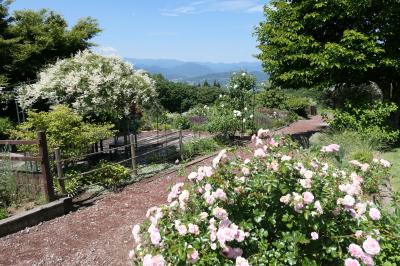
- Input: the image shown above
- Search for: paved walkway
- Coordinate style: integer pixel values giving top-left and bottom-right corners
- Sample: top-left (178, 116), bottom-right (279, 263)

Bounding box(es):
top-left (0, 116), bottom-right (326, 266)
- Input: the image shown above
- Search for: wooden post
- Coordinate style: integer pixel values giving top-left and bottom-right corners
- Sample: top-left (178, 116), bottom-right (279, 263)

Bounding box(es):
top-left (179, 129), bottom-right (184, 160)
top-left (54, 148), bottom-right (66, 194)
top-left (37, 131), bottom-right (55, 202)
top-left (130, 134), bottom-right (138, 176)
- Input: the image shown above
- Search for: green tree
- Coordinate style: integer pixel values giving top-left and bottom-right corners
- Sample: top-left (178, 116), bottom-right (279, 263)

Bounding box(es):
top-left (152, 74), bottom-right (223, 113)
top-left (256, 0), bottom-right (400, 124)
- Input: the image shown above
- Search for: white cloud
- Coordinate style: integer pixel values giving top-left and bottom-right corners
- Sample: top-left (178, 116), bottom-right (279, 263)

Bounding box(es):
top-left (161, 0), bottom-right (264, 16)
top-left (246, 4), bottom-right (264, 13)
top-left (92, 46), bottom-right (120, 58)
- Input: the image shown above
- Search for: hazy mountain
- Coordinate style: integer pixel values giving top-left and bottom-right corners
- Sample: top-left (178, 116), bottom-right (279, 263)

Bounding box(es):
top-left (125, 58), bottom-right (268, 84)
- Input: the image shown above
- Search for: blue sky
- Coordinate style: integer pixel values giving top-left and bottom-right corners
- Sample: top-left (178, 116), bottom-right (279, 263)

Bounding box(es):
top-left (9, 0), bottom-right (266, 63)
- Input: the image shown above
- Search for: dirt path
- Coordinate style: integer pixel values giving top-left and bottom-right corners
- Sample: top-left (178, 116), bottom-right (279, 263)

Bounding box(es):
top-left (0, 116), bottom-right (326, 266)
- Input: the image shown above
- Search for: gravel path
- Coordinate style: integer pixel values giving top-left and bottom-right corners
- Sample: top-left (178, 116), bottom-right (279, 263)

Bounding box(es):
top-left (0, 116), bottom-right (326, 266)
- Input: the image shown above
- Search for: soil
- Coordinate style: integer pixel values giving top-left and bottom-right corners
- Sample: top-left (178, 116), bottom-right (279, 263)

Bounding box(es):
top-left (0, 116), bottom-right (326, 266)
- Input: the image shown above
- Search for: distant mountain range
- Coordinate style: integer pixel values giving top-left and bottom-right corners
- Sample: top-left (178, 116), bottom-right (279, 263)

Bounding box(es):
top-left (125, 58), bottom-right (269, 85)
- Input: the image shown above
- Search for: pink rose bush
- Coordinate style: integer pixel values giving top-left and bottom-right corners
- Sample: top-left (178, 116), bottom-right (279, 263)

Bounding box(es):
top-left (130, 136), bottom-right (399, 265)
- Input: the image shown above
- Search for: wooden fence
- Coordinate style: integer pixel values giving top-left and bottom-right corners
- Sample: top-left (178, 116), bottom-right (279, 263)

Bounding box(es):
top-left (0, 131), bottom-right (55, 202)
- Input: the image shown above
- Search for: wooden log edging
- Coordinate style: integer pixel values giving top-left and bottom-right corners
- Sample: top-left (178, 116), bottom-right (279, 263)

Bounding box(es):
top-left (0, 197), bottom-right (72, 238)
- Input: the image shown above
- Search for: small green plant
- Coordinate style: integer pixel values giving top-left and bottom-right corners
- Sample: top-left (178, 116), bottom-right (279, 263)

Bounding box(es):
top-left (0, 207), bottom-right (7, 220)
top-left (0, 117), bottom-right (13, 139)
top-left (91, 161), bottom-right (131, 190)
top-left (182, 137), bottom-right (221, 160)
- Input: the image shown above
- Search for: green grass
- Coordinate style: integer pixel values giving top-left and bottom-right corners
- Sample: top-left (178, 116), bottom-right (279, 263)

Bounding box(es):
top-left (381, 148), bottom-right (400, 193)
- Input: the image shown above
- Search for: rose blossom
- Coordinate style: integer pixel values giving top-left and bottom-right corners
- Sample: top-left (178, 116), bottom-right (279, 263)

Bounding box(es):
top-left (199, 212), bottom-right (209, 221)
top-left (132, 224), bottom-right (141, 243)
top-left (314, 200), bottom-right (323, 214)
top-left (188, 172), bottom-right (198, 181)
top-left (188, 223), bottom-right (200, 235)
top-left (241, 167), bottom-right (250, 176)
top-left (348, 243), bottom-right (364, 258)
top-left (280, 194), bottom-right (291, 205)
top-left (235, 256), bottom-right (250, 266)
top-left (368, 208), bottom-right (381, 220)
top-left (344, 258), bottom-right (360, 266)
top-left (143, 254), bottom-right (165, 266)
top-left (303, 192), bottom-right (314, 204)
top-left (361, 253), bottom-right (375, 266)
top-left (187, 246), bottom-right (199, 263)
top-left (342, 195), bottom-right (355, 207)
top-left (254, 148), bottom-right (266, 157)
top-left (362, 237), bottom-right (380, 256)
top-left (213, 207), bottom-right (228, 220)
top-left (310, 232), bottom-right (319, 240)
top-left (147, 224), bottom-right (161, 245)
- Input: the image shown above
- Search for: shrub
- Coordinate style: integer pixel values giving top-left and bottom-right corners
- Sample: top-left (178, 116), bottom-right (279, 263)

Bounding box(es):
top-left (257, 88), bottom-right (288, 109)
top-left (285, 96), bottom-right (310, 117)
top-left (329, 101), bottom-right (400, 147)
top-left (182, 138), bottom-right (220, 160)
top-left (10, 105), bottom-right (114, 157)
top-left (129, 135), bottom-right (398, 265)
top-left (91, 161), bottom-right (131, 189)
top-left (0, 117), bottom-right (13, 139)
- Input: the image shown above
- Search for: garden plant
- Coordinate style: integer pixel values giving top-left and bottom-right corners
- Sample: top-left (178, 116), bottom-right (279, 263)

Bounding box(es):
top-left (130, 131), bottom-right (399, 265)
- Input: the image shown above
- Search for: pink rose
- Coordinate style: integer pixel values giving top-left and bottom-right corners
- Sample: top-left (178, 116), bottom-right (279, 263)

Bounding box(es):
top-left (363, 237), bottom-right (380, 256)
top-left (235, 256), bottom-right (250, 266)
top-left (254, 148), bottom-right (266, 157)
top-left (348, 243), bottom-right (364, 258)
top-left (213, 207), bottom-right (228, 220)
top-left (361, 253), bottom-right (375, 266)
top-left (187, 246), bottom-right (199, 263)
top-left (311, 232), bottom-right (319, 240)
top-left (303, 192), bottom-right (314, 204)
top-left (143, 254), bottom-right (165, 266)
top-left (342, 195), bottom-right (355, 207)
top-left (368, 208), bottom-right (381, 221)
top-left (344, 258), bottom-right (360, 266)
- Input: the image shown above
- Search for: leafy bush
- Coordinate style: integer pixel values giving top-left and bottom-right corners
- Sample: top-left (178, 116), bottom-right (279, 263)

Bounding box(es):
top-left (182, 138), bottom-right (221, 160)
top-left (0, 117), bottom-right (13, 139)
top-left (257, 88), bottom-right (288, 109)
top-left (285, 96), bottom-right (310, 117)
top-left (61, 161), bottom-right (131, 194)
top-left (91, 161), bottom-right (131, 189)
top-left (129, 136), bottom-right (398, 265)
top-left (10, 105), bottom-right (114, 157)
top-left (329, 101), bottom-right (400, 147)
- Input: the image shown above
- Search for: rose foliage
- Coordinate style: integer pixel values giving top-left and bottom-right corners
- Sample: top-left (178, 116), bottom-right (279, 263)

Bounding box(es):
top-left (130, 132), bottom-right (399, 265)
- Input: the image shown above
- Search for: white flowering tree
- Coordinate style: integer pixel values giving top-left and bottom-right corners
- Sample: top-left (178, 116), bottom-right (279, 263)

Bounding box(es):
top-left (16, 50), bottom-right (156, 123)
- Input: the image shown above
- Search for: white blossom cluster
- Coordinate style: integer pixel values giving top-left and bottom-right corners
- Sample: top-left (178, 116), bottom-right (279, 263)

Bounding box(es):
top-left (16, 50), bottom-right (156, 119)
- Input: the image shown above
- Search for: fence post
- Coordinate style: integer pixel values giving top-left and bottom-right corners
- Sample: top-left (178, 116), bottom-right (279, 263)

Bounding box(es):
top-left (179, 129), bottom-right (183, 160)
top-left (54, 148), bottom-right (66, 194)
top-left (37, 131), bottom-right (55, 202)
top-left (129, 134), bottom-right (138, 176)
